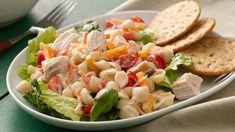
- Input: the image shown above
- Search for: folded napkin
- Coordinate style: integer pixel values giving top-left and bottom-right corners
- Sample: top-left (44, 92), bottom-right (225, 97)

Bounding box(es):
top-left (107, 0), bottom-right (235, 131)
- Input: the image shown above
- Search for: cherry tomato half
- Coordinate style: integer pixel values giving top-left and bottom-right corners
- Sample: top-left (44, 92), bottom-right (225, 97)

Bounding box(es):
top-left (123, 32), bottom-right (134, 41)
top-left (119, 53), bottom-right (138, 70)
top-left (127, 71), bottom-right (138, 86)
top-left (131, 16), bottom-right (144, 23)
top-left (105, 20), bottom-right (116, 30)
top-left (147, 54), bottom-right (166, 69)
top-left (37, 50), bottom-right (45, 65)
top-left (83, 104), bottom-right (93, 117)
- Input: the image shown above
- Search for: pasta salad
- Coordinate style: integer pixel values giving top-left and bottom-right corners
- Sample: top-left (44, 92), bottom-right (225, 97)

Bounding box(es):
top-left (16, 16), bottom-right (203, 121)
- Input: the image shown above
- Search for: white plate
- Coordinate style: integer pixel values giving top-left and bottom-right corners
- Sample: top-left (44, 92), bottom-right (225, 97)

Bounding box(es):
top-left (7, 11), bottom-right (235, 131)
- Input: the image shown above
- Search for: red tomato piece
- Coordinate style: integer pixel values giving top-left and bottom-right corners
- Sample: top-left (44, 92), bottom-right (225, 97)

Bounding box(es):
top-left (48, 75), bottom-right (63, 94)
top-left (147, 54), bottom-right (166, 69)
top-left (105, 20), bottom-right (116, 30)
top-left (131, 16), bottom-right (144, 23)
top-left (123, 32), bottom-right (134, 41)
top-left (119, 53), bottom-right (138, 70)
top-left (83, 104), bottom-right (93, 117)
top-left (127, 71), bottom-right (138, 86)
top-left (37, 51), bottom-right (45, 65)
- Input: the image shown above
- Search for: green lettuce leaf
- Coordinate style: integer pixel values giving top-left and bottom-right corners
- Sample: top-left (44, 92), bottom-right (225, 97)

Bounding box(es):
top-left (165, 54), bottom-right (192, 71)
top-left (75, 20), bottom-right (101, 34)
top-left (165, 54), bottom-right (192, 83)
top-left (90, 89), bottom-right (118, 121)
top-left (17, 65), bottom-right (30, 80)
top-left (155, 81), bottom-right (172, 92)
top-left (165, 69), bottom-right (178, 83)
top-left (27, 26), bottom-right (57, 65)
top-left (40, 89), bottom-right (79, 121)
top-left (24, 80), bottom-right (80, 121)
top-left (138, 28), bottom-right (155, 44)
top-left (106, 108), bottom-right (120, 120)
top-left (24, 91), bottom-right (71, 120)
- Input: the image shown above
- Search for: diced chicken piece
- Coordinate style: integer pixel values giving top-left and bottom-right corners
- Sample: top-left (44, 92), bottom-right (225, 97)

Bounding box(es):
top-left (127, 40), bottom-right (141, 53)
top-left (172, 73), bottom-right (203, 100)
top-left (129, 61), bottom-right (155, 74)
top-left (87, 30), bottom-right (106, 52)
top-left (113, 35), bottom-right (128, 47)
top-left (152, 90), bottom-right (175, 110)
top-left (150, 47), bottom-right (174, 64)
top-left (42, 56), bottom-right (70, 81)
top-left (52, 28), bottom-right (80, 53)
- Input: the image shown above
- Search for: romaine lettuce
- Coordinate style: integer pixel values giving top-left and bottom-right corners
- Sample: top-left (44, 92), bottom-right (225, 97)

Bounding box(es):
top-left (165, 54), bottom-right (192, 71)
top-left (40, 89), bottom-right (79, 121)
top-left (139, 28), bottom-right (155, 44)
top-left (155, 81), bottom-right (172, 92)
top-left (165, 54), bottom-right (193, 83)
top-left (90, 89), bottom-right (118, 121)
top-left (24, 80), bottom-right (80, 121)
top-left (27, 26), bottom-right (57, 65)
top-left (17, 65), bottom-right (30, 80)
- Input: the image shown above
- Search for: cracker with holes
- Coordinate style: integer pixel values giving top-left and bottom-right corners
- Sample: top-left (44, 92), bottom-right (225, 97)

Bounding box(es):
top-left (164, 17), bottom-right (216, 52)
top-left (179, 37), bottom-right (235, 76)
top-left (149, 0), bottom-right (201, 45)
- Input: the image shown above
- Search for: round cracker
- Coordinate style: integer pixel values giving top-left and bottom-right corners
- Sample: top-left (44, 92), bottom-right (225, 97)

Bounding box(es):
top-left (179, 37), bottom-right (235, 76)
top-left (149, 0), bottom-right (201, 45)
top-left (164, 17), bottom-right (216, 52)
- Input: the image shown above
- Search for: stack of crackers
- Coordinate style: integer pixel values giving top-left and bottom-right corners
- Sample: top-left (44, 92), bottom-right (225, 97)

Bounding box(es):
top-left (149, 0), bottom-right (235, 76)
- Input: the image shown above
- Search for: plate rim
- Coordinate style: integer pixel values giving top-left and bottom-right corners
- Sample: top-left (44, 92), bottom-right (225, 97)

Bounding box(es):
top-left (6, 10), bottom-right (235, 130)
